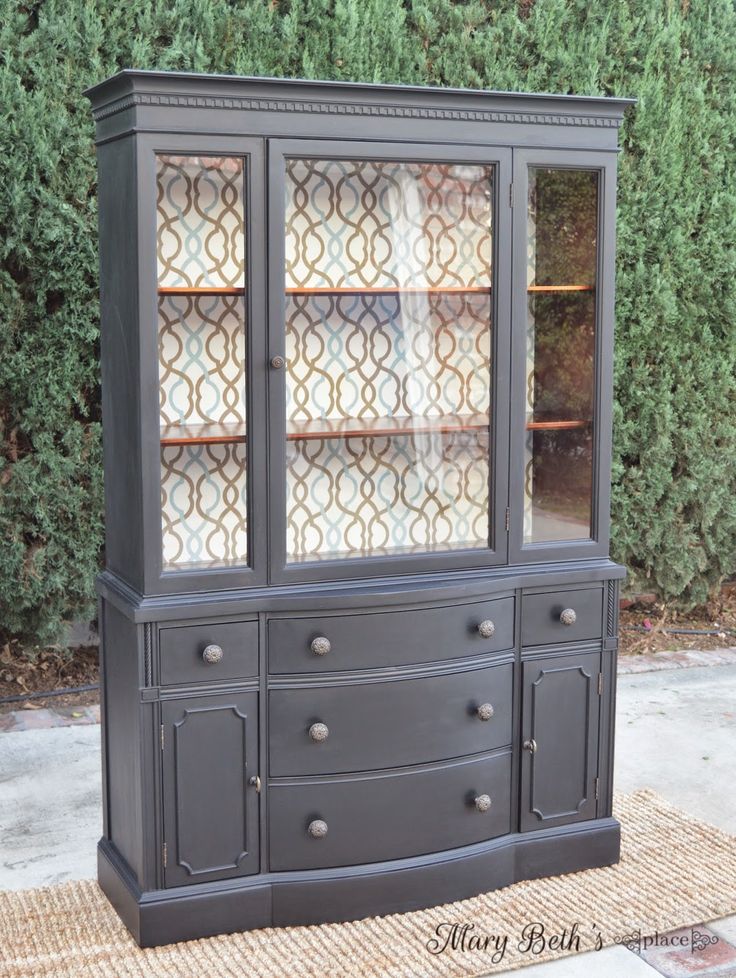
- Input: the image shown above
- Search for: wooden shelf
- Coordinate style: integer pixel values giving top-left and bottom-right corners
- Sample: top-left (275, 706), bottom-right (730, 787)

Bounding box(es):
top-left (286, 413), bottom-right (490, 441)
top-left (161, 422), bottom-right (247, 446)
top-left (158, 286), bottom-right (245, 296)
top-left (285, 285), bottom-right (491, 296)
top-left (526, 419), bottom-right (589, 430)
top-left (527, 285), bottom-right (594, 293)
top-left (161, 415), bottom-right (589, 446)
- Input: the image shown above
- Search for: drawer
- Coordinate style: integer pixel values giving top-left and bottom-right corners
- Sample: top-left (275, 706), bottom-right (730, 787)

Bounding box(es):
top-left (269, 662), bottom-right (513, 776)
top-left (268, 597), bottom-right (515, 674)
top-left (269, 751), bottom-right (511, 871)
top-left (158, 620), bottom-right (258, 686)
top-left (521, 588), bottom-right (603, 647)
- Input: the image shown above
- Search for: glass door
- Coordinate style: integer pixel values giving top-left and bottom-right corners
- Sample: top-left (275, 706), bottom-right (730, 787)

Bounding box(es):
top-left (511, 150), bottom-right (616, 560)
top-left (269, 141), bottom-right (511, 581)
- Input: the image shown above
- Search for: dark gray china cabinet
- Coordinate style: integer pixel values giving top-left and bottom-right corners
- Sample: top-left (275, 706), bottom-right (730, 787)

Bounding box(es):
top-left (86, 70), bottom-right (632, 947)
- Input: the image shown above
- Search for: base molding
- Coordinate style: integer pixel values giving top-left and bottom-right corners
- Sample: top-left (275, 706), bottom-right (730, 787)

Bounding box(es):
top-left (99, 817), bottom-right (621, 947)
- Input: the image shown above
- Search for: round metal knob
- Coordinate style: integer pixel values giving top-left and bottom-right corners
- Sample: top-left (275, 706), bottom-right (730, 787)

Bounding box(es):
top-left (560, 608), bottom-right (577, 626)
top-left (308, 722), bottom-right (329, 743)
top-left (523, 738), bottom-right (538, 754)
top-left (308, 819), bottom-right (328, 839)
top-left (474, 794), bottom-right (492, 813)
top-left (202, 644), bottom-right (224, 665)
top-left (478, 619), bottom-right (495, 638)
top-left (310, 636), bottom-right (331, 656)
top-left (476, 703), bottom-right (495, 721)
top-left (270, 355), bottom-right (285, 370)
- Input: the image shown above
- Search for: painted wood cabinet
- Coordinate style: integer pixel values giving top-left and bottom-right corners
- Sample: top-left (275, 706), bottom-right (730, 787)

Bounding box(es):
top-left (86, 70), bottom-right (632, 947)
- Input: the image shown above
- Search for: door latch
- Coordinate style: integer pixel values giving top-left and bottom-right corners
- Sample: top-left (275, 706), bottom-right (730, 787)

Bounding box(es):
top-left (249, 774), bottom-right (261, 793)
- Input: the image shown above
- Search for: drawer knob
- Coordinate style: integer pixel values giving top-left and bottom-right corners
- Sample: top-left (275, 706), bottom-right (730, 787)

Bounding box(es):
top-left (560, 608), bottom-right (577, 626)
top-left (308, 819), bottom-right (328, 839)
top-left (308, 722), bottom-right (329, 743)
top-left (476, 702), bottom-right (495, 721)
top-left (310, 636), bottom-right (331, 656)
top-left (523, 738), bottom-right (538, 754)
top-left (202, 644), bottom-right (224, 665)
top-left (478, 619), bottom-right (495, 639)
top-left (474, 794), bottom-right (492, 813)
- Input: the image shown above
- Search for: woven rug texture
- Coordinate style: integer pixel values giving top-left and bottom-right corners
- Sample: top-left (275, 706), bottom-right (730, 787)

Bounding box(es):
top-left (1, 789), bottom-right (735, 978)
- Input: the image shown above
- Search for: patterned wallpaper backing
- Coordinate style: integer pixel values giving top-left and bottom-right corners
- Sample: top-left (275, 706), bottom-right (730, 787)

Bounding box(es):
top-left (155, 154), bottom-right (498, 568)
top-left (283, 160), bottom-right (493, 561)
top-left (156, 155), bottom-right (248, 569)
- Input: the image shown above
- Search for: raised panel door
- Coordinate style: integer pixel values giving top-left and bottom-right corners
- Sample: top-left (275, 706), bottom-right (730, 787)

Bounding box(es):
top-left (520, 652), bottom-right (600, 831)
top-left (161, 692), bottom-right (259, 887)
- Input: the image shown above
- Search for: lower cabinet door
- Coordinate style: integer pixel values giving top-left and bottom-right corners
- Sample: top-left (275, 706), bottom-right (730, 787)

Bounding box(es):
top-left (162, 692), bottom-right (259, 887)
top-left (520, 652), bottom-right (600, 832)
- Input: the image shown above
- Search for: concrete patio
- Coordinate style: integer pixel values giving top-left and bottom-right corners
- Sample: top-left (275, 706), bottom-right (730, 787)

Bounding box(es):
top-left (1, 661), bottom-right (735, 976)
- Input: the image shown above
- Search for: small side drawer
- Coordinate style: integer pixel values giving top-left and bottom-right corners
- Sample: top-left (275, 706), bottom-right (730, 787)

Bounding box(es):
top-left (269, 662), bottom-right (513, 776)
top-left (521, 588), bottom-right (603, 647)
top-left (269, 751), bottom-right (511, 871)
top-left (158, 621), bottom-right (258, 686)
top-left (268, 597), bottom-right (515, 674)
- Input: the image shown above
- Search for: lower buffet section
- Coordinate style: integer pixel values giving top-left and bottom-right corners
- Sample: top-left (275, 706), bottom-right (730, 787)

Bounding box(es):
top-left (96, 573), bottom-right (622, 947)
top-left (99, 816), bottom-right (621, 948)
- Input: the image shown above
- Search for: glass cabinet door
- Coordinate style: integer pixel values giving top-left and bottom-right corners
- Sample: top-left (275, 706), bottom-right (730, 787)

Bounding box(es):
top-left (522, 166), bottom-right (600, 545)
top-left (278, 155), bottom-right (498, 565)
top-left (155, 155), bottom-right (249, 571)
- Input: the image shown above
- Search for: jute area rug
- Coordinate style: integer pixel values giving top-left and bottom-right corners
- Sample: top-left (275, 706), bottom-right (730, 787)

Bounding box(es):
top-left (1, 789), bottom-right (735, 978)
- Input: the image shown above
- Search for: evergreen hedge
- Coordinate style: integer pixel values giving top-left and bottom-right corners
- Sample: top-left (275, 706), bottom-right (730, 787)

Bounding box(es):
top-left (1, 0), bottom-right (735, 645)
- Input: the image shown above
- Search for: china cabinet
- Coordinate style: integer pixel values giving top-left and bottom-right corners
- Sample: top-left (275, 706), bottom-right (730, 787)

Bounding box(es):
top-left (86, 70), bottom-right (632, 947)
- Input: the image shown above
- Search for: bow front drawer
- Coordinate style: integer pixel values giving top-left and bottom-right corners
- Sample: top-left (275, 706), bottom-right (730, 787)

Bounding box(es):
top-left (158, 620), bottom-right (258, 686)
top-left (521, 587), bottom-right (603, 647)
top-left (268, 597), bottom-right (514, 674)
top-left (269, 661), bottom-right (512, 776)
top-left (269, 751), bottom-right (511, 871)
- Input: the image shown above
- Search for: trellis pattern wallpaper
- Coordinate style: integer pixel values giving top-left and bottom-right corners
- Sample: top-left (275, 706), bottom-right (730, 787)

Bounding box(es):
top-left (158, 294), bottom-right (246, 427)
top-left (161, 444), bottom-right (248, 569)
top-left (156, 155), bottom-right (245, 289)
top-left (285, 159), bottom-right (493, 290)
top-left (156, 155), bottom-right (248, 569)
top-left (283, 159), bottom-right (494, 562)
top-left (285, 291), bottom-right (491, 422)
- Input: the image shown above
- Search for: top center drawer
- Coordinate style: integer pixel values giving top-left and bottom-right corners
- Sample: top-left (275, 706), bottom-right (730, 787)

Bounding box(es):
top-left (268, 597), bottom-right (514, 674)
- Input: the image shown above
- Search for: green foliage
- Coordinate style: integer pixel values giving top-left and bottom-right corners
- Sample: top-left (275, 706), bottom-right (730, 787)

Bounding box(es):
top-left (1, 0), bottom-right (735, 642)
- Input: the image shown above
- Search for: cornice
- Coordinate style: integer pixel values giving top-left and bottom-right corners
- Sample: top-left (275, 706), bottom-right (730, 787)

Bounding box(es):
top-left (91, 90), bottom-right (623, 128)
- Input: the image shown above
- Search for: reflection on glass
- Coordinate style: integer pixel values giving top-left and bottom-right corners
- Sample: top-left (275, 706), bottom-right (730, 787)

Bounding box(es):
top-left (283, 159), bottom-right (495, 562)
top-left (524, 168), bottom-right (598, 544)
top-left (155, 155), bottom-right (249, 570)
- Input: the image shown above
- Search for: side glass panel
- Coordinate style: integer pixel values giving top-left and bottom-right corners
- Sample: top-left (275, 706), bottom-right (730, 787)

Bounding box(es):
top-left (156, 155), bottom-right (248, 570)
top-left (282, 158), bottom-right (495, 563)
top-left (524, 168), bottom-right (599, 544)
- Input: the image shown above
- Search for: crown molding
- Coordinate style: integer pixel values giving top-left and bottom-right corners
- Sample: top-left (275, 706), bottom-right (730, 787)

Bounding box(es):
top-left (91, 90), bottom-right (623, 128)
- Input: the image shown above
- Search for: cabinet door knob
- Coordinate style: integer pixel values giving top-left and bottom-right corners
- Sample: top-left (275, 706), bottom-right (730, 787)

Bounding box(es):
top-left (308, 722), bottom-right (329, 743)
top-left (523, 738), bottom-right (538, 754)
top-left (478, 619), bottom-right (495, 638)
top-left (310, 636), bottom-right (331, 656)
top-left (476, 702), bottom-right (495, 721)
top-left (308, 819), bottom-right (328, 839)
top-left (270, 355), bottom-right (285, 369)
top-left (202, 644), bottom-right (224, 664)
top-left (560, 608), bottom-right (577, 626)
top-left (474, 794), bottom-right (492, 813)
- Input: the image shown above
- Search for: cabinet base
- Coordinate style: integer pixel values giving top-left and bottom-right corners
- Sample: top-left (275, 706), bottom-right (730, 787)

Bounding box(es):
top-left (99, 817), bottom-right (621, 948)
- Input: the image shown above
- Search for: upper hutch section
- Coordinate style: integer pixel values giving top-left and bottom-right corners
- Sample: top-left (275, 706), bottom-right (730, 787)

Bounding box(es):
top-left (86, 71), bottom-right (631, 598)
